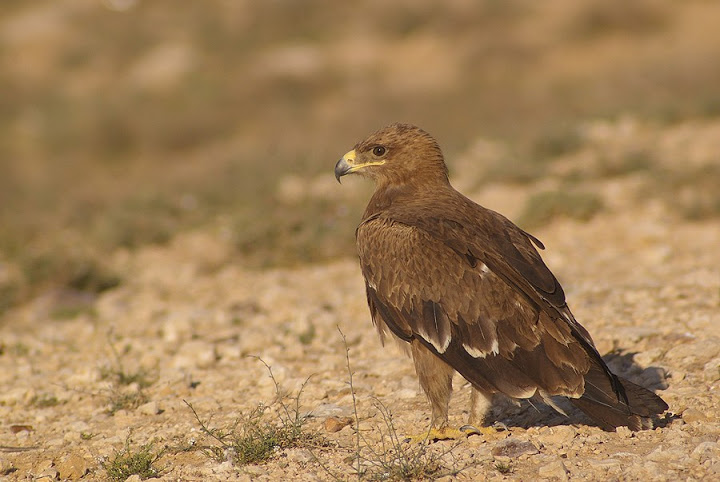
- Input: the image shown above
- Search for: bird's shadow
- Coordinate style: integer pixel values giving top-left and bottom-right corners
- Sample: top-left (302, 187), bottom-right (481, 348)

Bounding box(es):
top-left (489, 349), bottom-right (676, 431)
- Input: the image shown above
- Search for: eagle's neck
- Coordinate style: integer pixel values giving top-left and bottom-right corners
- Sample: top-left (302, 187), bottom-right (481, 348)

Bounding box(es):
top-left (362, 178), bottom-right (453, 221)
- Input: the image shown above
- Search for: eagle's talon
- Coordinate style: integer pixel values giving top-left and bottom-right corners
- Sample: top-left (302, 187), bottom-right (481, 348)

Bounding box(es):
top-left (492, 421), bottom-right (509, 431)
top-left (459, 424), bottom-right (500, 437)
top-left (459, 424), bottom-right (481, 434)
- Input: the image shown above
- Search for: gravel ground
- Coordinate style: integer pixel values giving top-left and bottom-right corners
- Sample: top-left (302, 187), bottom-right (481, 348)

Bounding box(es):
top-left (1, 196), bottom-right (719, 480)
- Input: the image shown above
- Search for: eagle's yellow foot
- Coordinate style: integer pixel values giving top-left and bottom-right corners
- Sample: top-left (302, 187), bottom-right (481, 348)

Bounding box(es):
top-left (405, 425), bottom-right (500, 443)
top-left (404, 427), bottom-right (468, 444)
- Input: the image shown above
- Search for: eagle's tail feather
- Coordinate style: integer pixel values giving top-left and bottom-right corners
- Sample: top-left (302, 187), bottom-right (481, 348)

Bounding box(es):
top-left (570, 361), bottom-right (668, 431)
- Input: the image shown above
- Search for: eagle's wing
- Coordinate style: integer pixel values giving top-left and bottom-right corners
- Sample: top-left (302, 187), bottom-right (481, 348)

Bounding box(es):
top-left (356, 212), bottom-right (591, 401)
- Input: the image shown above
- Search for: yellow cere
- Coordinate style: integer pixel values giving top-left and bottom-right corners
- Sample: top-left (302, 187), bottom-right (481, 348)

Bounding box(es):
top-left (342, 149), bottom-right (356, 162)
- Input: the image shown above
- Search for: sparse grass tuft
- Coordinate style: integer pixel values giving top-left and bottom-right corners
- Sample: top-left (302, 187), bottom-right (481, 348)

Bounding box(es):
top-left (30, 393), bottom-right (60, 408)
top-left (100, 334), bottom-right (156, 414)
top-left (495, 461), bottom-right (512, 474)
top-left (355, 401), bottom-right (451, 481)
top-left (485, 157), bottom-right (547, 185)
top-left (323, 329), bottom-right (471, 481)
top-left (654, 164), bottom-right (720, 221)
top-left (518, 190), bottom-right (604, 228)
top-left (106, 390), bottom-right (149, 415)
top-left (100, 335), bottom-right (157, 389)
top-left (298, 323), bottom-right (316, 345)
top-left (2, 342), bottom-right (30, 357)
top-left (50, 305), bottom-right (97, 321)
top-left (532, 127), bottom-right (583, 160)
top-left (103, 437), bottom-right (163, 481)
top-left (568, 0), bottom-right (668, 39)
top-left (187, 357), bottom-right (321, 466)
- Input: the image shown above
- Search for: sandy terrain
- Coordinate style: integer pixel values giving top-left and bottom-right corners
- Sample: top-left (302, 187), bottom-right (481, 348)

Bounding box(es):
top-left (1, 176), bottom-right (719, 480)
top-left (2, 2), bottom-right (720, 480)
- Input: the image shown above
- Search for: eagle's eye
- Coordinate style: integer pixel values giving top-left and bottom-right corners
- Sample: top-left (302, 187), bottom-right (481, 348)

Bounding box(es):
top-left (372, 146), bottom-right (386, 157)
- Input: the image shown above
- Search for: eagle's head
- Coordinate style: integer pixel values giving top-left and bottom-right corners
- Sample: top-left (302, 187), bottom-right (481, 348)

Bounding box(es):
top-left (334, 123), bottom-right (449, 187)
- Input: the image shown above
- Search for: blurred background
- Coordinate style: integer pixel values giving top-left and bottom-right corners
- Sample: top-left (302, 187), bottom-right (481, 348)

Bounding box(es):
top-left (1, 0), bottom-right (719, 316)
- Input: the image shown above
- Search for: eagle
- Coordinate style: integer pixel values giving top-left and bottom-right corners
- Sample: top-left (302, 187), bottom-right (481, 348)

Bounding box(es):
top-left (334, 123), bottom-right (667, 439)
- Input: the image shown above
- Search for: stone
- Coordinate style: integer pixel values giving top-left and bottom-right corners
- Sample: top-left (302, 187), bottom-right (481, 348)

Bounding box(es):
top-left (309, 403), bottom-right (350, 418)
top-left (588, 458), bottom-right (621, 470)
top-left (543, 425), bottom-right (576, 445)
top-left (665, 339), bottom-right (720, 368)
top-left (538, 460), bottom-right (569, 481)
top-left (682, 408), bottom-right (707, 423)
top-left (286, 448), bottom-right (313, 465)
top-left (703, 357), bottom-right (720, 382)
top-left (646, 446), bottom-right (679, 463)
top-left (491, 439), bottom-right (539, 459)
top-left (33, 459), bottom-right (54, 475)
top-left (691, 441), bottom-right (719, 461)
top-left (138, 400), bottom-right (161, 416)
top-left (173, 340), bottom-right (217, 369)
top-left (642, 461), bottom-right (661, 477)
top-left (57, 453), bottom-right (90, 480)
top-left (324, 416), bottom-right (353, 433)
top-left (0, 457), bottom-right (15, 475)
top-left (615, 426), bottom-right (633, 438)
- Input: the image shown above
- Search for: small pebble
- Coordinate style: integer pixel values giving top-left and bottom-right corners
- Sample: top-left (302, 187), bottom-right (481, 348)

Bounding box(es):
top-left (0, 458), bottom-right (15, 475)
top-left (682, 408), bottom-right (707, 423)
top-left (538, 460), bottom-right (569, 481)
top-left (492, 439), bottom-right (539, 459)
top-left (544, 425), bottom-right (576, 445)
top-left (57, 453), bottom-right (90, 480)
top-left (324, 416), bottom-right (353, 433)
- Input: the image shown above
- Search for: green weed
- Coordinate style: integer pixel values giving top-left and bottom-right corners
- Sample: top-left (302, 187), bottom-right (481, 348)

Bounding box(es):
top-left (186, 358), bottom-right (320, 466)
top-left (103, 437), bottom-right (163, 481)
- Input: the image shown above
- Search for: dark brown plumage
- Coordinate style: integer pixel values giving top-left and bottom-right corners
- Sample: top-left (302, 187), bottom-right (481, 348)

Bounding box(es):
top-left (335, 123), bottom-right (667, 433)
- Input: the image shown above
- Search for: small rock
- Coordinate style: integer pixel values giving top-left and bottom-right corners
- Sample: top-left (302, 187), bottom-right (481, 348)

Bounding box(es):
top-left (324, 416), bottom-right (353, 433)
top-left (682, 408), bottom-right (707, 423)
top-left (33, 459), bottom-right (54, 475)
top-left (309, 403), bottom-right (350, 418)
top-left (588, 458), bottom-right (621, 469)
top-left (491, 439), bottom-right (539, 459)
top-left (0, 387), bottom-right (33, 406)
top-left (665, 339), bottom-right (720, 368)
top-left (37, 468), bottom-right (59, 480)
top-left (57, 453), bottom-right (90, 480)
top-left (125, 475), bottom-right (143, 482)
top-left (615, 426), bottom-right (633, 438)
top-left (703, 357), bottom-right (720, 382)
top-left (543, 426), bottom-right (576, 445)
top-left (286, 448), bottom-right (313, 464)
top-left (538, 460), bottom-right (569, 481)
top-left (691, 441), bottom-right (719, 461)
top-left (643, 460), bottom-right (661, 476)
top-left (9, 424), bottom-right (33, 434)
top-left (64, 431), bottom-right (82, 443)
top-left (647, 447), bottom-right (667, 462)
top-left (174, 340), bottom-right (217, 369)
top-left (138, 401), bottom-right (162, 416)
top-left (0, 457), bottom-right (15, 475)
top-left (633, 347), bottom-right (663, 367)
top-left (396, 388), bottom-right (417, 399)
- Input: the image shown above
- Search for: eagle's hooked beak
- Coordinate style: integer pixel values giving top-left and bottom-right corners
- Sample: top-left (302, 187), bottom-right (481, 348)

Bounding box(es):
top-left (334, 149), bottom-right (356, 183)
top-left (334, 149), bottom-right (386, 183)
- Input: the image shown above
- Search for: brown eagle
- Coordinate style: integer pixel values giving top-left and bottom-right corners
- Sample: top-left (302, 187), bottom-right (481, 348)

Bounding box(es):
top-left (334, 123), bottom-right (667, 438)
